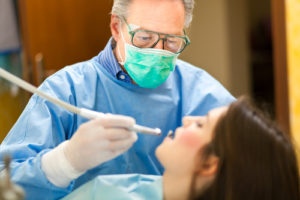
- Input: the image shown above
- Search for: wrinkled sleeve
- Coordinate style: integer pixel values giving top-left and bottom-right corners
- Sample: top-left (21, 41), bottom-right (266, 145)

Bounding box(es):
top-left (178, 60), bottom-right (236, 116)
top-left (0, 73), bottom-right (77, 200)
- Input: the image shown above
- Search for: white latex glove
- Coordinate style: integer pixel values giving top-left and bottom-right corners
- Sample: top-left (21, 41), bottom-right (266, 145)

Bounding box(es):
top-left (42, 114), bottom-right (137, 187)
top-left (64, 114), bottom-right (137, 172)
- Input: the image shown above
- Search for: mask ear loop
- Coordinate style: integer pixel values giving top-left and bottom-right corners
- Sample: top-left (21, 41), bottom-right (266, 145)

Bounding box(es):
top-left (117, 20), bottom-right (126, 66)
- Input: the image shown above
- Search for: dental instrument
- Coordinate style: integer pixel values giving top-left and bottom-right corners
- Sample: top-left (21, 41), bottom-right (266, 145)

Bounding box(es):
top-left (0, 68), bottom-right (161, 136)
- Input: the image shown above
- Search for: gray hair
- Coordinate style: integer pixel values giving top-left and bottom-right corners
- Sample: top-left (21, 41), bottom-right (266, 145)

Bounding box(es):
top-left (111, 0), bottom-right (195, 28)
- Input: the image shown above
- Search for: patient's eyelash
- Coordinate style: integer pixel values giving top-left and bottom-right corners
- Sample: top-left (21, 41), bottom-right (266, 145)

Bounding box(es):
top-left (196, 121), bottom-right (203, 127)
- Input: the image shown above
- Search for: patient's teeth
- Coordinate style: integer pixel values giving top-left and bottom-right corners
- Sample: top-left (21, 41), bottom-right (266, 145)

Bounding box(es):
top-left (167, 130), bottom-right (173, 138)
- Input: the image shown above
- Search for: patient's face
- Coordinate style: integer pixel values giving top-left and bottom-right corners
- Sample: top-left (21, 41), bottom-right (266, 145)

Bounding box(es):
top-left (156, 106), bottom-right (228, 176)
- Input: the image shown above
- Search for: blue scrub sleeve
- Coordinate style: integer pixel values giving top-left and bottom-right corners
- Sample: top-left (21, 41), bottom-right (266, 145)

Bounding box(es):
top-left (9, 149), bottom-right (74, 199)
top-left (0, 89), bottom-right (76, 199)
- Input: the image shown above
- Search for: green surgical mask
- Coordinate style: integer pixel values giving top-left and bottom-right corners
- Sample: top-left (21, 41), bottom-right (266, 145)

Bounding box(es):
top-left (118, 30), bottom-right (179, 88)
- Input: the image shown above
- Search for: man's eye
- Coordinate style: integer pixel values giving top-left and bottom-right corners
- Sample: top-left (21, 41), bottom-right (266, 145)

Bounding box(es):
top-left (137, 36), bottom-right (151, 41)
top-left (167, 39), bottom-right (176, 44)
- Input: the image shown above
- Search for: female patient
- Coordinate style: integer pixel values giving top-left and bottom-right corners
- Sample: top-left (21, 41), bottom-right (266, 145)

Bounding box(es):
top-left (159, 97), bottom-right (299, 200)
top-left (63, 97), bottom-right (300, 200)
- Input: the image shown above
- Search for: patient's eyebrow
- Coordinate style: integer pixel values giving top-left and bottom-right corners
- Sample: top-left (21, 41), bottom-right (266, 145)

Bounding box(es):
top-left (206, 112), bottom-right (211, 124)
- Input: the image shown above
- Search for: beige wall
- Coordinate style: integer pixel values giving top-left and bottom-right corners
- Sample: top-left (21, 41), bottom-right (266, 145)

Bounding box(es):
top-left (180, 0), bottom-right (250, 97)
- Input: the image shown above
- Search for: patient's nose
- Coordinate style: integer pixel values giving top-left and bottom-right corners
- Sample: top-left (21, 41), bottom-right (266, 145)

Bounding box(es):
top-left (182, 117), bottom-right (194, 127)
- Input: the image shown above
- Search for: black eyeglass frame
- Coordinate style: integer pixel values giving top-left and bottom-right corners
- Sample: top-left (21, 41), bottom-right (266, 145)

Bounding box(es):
top-left (122, 17), bottom-right (190, 54)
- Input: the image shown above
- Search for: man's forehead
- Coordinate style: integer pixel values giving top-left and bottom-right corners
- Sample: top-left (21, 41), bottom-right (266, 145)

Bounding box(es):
top-left (126, 0), bottom-right (185, 35)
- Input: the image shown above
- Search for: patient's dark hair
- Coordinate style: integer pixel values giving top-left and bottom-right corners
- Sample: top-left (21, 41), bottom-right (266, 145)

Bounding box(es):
top-left (191, 97), bottom-right (300, 200)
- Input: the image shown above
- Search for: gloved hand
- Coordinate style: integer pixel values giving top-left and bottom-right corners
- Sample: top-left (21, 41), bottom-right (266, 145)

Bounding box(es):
top-left (64, 114), bottom-right (137, 172)
top-left (41, 114), bottom-right (137, 187)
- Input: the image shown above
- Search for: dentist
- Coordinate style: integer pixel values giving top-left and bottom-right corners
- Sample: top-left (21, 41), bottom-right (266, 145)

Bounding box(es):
top-left (0, 0), bottom-right (234, 199)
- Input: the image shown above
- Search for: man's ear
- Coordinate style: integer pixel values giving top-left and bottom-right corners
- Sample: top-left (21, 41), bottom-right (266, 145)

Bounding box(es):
top-left (197, 155), bottom-right (219, 177)
top-left (110, 15), bottom-right (121, 42)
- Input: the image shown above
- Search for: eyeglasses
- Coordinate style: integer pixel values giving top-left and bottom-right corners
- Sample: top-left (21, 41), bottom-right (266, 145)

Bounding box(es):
top-left (122, 18), bottom-right (190, 54)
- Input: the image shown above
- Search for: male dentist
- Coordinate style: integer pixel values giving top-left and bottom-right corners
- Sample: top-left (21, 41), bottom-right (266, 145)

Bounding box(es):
top-left (0, 0), bottom-right (234, 199)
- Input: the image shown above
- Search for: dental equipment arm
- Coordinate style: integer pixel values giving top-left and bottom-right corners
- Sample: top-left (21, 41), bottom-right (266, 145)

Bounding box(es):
top-left (0, 68), bottom-right (160, 187)
top-left (0, 68), bottom-right (161, 135)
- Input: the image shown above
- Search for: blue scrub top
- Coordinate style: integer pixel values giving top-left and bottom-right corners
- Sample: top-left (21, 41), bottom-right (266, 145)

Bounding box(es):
top-left (0, 40), bottom-right (234, 200)
top-left (62, 174), bottom-right (162, 200)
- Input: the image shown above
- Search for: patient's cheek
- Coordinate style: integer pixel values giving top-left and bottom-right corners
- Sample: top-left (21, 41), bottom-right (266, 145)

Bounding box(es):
top-left (178, 130), bottom-right (201, 148)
